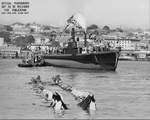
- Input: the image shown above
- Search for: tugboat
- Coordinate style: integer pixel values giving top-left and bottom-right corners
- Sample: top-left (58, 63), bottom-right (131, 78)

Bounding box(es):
top-left (43, 14), bottom-right (120, 71)
top-left (18, 52), bottom-right (46, 67)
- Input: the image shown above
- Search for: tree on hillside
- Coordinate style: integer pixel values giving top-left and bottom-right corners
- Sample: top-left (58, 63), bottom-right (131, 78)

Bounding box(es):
top-left (13, 36), bottom-right (25, 47)
top-left (13, 35), bottom-right (35, 47)
top-left (4, 25), bottom-right (13, 31)
top-left (30, 28), bottom-right (35, 33)
top-left (0, 31), bottom-right (11, 43)
top-left (116, 27), bottom-right (123, 32)
top-left (102, 25), bottom-right (111, 34)
top-left (103, 25), bottom-right (110, 31)
top-left (87, 24), bottom-right (99, 31)
top-left (43, 26), bottom-right (50, 30)
top-left (25, 35), bottom-right (35, 44)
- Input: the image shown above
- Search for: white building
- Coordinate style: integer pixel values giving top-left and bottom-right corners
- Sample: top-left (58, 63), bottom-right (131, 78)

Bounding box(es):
top-left (29, 23), bottom-right (42, 33)
top-left (11, 22), bottom-right (25, 31)
top-left (0, 45), bottom-right (21, 57)
top-left (11, 22), bottom-right (31, 35)
top-left (105, 38), bottom-right (140, 50)
top-left (33, 35), bottom-right (50, 44)
top-left (0, 37), bottom-right (4, 46)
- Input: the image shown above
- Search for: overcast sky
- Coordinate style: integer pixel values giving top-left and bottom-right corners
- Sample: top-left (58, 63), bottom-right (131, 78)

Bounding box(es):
top-left (0, 0), bottom-right (149, 29)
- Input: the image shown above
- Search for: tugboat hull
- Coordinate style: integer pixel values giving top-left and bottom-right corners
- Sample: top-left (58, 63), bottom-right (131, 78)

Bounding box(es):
top-left (18, 62), bottom-right (47, 67)
top-left (44, 51), bottom-right (119, 71)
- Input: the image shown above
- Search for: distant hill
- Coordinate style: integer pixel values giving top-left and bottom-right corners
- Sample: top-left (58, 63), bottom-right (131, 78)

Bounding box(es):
top-left (146, 29), bottom-right (150, 31)
top-left (11, 22), bottom-right (24, 26)
top-left (0, 24), bottom-right (5, 31)
top-left (123, 27), bottom-right (144, 33)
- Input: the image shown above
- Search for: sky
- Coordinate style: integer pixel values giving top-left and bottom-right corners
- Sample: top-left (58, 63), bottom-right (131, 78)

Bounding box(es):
top-left (0, 0), bottom-right (149, 29)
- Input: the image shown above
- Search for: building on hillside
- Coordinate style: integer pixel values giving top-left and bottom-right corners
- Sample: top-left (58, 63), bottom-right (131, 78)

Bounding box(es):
top-left (137, 39), bottom-right (150, 51)
top-left (0, 25), bottom-right (7, 31)
top-left (0, 37), bottom-right (4, 46)
top-left (11, 22), bottom-right (25, 31)
top-left (29, 23), bottom-right (42, 33)
top-left (20, 47), bottom-right (32, 58)
top-left (11, 22), bottom-right (31, 35)
top-left (12, 27), bottom-right (31, 35)
top-left (0, 45), bottom-right (21, 58)
top-left (28, 40), bottom-right (61, 54)
top-left (104, 38), bottom-right (140, 50)
top-left (33, 35), bottom-right (50, 44)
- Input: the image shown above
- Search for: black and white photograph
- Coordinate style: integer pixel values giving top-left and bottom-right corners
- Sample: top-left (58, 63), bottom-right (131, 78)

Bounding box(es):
top-left (0, 0), bottom-right (150, 119)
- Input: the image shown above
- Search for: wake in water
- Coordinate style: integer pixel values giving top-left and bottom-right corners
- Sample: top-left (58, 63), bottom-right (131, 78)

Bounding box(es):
top-left (51, 75), bottom-right (97, 114)
top-left (27, 74), bottom-right (97, 116)
top-left (27, 75), bottom-right (68, 115)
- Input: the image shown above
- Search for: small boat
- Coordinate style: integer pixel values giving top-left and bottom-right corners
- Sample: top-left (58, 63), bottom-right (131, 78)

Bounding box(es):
top-left (18, 63), bottom-right (33, 67)
top-left (18, 52), bottom-right (46, 67)
top-left (18, 62), bottom-right (46, 67)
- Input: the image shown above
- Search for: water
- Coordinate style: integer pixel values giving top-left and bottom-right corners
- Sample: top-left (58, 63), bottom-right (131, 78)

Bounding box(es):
top-left (0, 59), bottom-right (150, 119)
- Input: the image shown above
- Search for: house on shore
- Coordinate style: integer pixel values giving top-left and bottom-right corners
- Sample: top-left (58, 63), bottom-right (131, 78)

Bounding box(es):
top-left (0, 44), bottom-right (21, 58)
